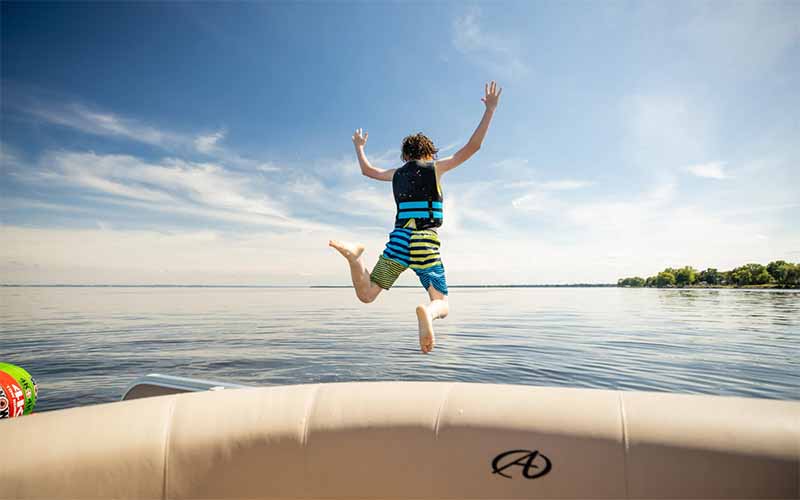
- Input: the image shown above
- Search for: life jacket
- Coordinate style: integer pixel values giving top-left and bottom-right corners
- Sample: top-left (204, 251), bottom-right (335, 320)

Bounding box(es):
top-left (392, 159), bottom-right (443, 230)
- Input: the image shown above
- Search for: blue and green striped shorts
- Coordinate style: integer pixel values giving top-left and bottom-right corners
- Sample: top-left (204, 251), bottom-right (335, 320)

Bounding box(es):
top-left (369, 228), bottom-right (448, 295)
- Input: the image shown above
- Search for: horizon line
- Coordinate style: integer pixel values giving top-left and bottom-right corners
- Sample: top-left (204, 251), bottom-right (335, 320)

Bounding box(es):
top-left (0, 283), bottom-right (617, 288)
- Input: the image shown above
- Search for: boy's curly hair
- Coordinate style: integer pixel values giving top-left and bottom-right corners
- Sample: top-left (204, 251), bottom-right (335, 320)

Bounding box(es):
top-left (401, 132), bottom-right (438, 162)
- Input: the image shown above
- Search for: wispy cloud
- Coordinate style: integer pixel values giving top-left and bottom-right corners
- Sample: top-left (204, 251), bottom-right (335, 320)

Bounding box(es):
top-left (452, 7), bottom-right (529, 79)
top-left (0, 225), bottom-right (372, 285)
top-left (338, 186), bottom-right (395, 219)
top-left (684, 161), bottom-right (728, 179)
top-left (194, 130), bottom-right (226, 154)
top-left (622, 93), bottom-right (715, 170)
top-left (22, 100), bottom-right (280, 173)
top-left (22, 150), bottom-right (328, 231)
top-left (1, 142), bottom-right (20, 167)
top-left (539, 180), bottom-right (591, 190)
top-left (438, 139), bottom-right (464, 155)
top-left (508, 179), bottom-right (592, 191)
top-left (506, 173), bottom-right (591, 214)
top-left (564, 182), bottom-right (677, 229)
top-left (256, 162), bottom-right (280, 173)
top-left (0, 197), bottom-right (93, 214)
top-left (510, 179), bottom-right (590, 212)
top-left (511, 191), bottom-right (558, 212)
top-left (28, 103), bottom-right (177, 147)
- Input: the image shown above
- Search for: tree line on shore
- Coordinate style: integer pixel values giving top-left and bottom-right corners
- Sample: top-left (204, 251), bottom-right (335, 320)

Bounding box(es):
top-left (617, 261), bottom-right (800, 288)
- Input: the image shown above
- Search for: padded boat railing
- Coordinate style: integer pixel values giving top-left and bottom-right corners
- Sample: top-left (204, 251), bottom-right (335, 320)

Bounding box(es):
top-left (122, 373), bottom-right (250, 401)
top-left (1, 382), bottom-right (798, 499)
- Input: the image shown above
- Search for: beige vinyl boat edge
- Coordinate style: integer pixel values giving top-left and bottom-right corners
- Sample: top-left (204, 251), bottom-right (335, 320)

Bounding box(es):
top-left (0, 382), bottom-right (797, 499)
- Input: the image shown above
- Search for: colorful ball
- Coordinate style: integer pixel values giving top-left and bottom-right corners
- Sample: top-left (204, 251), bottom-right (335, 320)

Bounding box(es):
top-left (0, 362), bottom-right (38, 418)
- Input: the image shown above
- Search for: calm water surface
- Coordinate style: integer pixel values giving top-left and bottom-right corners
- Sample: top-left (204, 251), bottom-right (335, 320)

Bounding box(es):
top-left (1, 287), bottom-right (798, 411)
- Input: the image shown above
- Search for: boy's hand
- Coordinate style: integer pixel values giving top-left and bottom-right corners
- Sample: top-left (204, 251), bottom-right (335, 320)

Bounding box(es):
top-left (352, 128), bottom-right (368, 147)
top-left (481, 81), bottom-right (502, 111)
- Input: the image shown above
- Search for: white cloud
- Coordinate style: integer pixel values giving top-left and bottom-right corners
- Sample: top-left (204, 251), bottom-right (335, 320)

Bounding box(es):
top-left (3, 176), bottom-right (799, 284)
top-left (437, 139), bottom-right (464, 155)
top-left (622, 93), bottom-right (715, 171)
top-left (452, 7), bottom-right (530, 79)
top-left (23, 150), bottom-right (331, 231)
top-left (0, 225), bottom-right (368, 285)
top-left (565, 182), bottom-right (676, 229)
top-left (501, 170), bottom-right (591, 215)
top-left (256, 162), bottom-right (280, 172)
top-left (0, 197), bottom-right (91, 214)
top-left (332, 157), bottom-right (361, 177)
top-left (489, 158), bottom-right (535, 180)
top-left (286, 175), bottom-right (326, 199)
top-left (24, 101), bottom-right (280, 174)
top-left (511, 191), bottom-right (559, 212)
top-left (339, 187), bottom-right (395, 219)
top-left (194, 130), bottom-right (226, 154)
top-left (333, 148), bottom-right (397, 179)
top-left (684, 161), bottom-right (728, 179)
top-left (29, 104), bottom-right (175, 147)
top-left (372, 148), bottom-right (402, 166)
top-left (539, 180), bottom-right (591, 190)
top-left (1, 142), bottom-right (20, 167)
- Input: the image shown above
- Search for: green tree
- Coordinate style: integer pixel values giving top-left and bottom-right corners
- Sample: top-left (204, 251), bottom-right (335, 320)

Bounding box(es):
top-left (745, 263), bottom-right (771, 285)
top-left (632, 261), bottom-right (798, 289)
top-left (784, 263), bottom-right (800, 286)
top-left (617, 277), bottom-right (646, 287)
top-left (767, 261), bottom-right (789, 283)
top-left (675, 266), bottom-right (697, 287)
top-left (698, 268), bottom-right (719, 285)
top-left (656, 271), bottom-right (676, 287)
top-left (753, 269), bottom-right (772, 285)
top-left (730, 266), bottom-right (753, 286)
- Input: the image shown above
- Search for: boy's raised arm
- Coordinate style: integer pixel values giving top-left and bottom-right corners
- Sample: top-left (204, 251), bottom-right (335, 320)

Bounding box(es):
top-left (352, 128), bottom-right (396, 182)
top-left (436, 81), bottom-right (502, 175)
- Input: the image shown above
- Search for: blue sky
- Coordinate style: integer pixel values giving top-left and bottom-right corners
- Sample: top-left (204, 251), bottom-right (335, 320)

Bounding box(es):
top-left (1, 1), bottom-right (799, 285)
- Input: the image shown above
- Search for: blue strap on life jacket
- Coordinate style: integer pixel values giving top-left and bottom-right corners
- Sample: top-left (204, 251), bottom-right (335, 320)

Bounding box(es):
top-left (398, 201), bottom-right (443, 220)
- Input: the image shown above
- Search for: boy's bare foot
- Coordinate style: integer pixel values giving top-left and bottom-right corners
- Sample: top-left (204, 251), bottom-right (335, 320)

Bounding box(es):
top-left (416, 305), bottom-right (435, 354)
top-left (329, 240), bottom-right (365, 262)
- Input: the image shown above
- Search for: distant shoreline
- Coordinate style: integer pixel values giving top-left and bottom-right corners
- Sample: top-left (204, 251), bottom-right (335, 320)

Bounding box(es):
top-left (618, 261), bottom-right (799, 289)
top-left (1, 283), bottom-right (616, 288)
top-left (617, 284), bottom-right (799, 290)
top-left (2, 283), bottom-right (797, 289)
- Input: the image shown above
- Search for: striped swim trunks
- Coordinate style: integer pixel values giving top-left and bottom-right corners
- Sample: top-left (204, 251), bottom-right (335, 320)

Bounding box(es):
top-left (369, 228), bottom-right (448, 295)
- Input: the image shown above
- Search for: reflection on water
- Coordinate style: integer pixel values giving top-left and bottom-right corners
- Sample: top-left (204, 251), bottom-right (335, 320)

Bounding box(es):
top-left (1, 287), bottom-right (798, 411)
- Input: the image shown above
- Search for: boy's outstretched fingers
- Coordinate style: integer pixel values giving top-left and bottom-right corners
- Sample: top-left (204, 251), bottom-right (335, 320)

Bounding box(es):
top-left (352, 128), bottom-right (368, 147)
top-left (482, 81), bottom-right (502, 109)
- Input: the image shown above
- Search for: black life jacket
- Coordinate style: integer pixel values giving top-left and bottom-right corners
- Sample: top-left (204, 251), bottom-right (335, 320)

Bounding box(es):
top-left (392, 159), bottom-right (443, 230)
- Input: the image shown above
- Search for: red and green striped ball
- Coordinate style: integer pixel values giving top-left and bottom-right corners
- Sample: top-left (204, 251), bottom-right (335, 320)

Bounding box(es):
top-left (0, 362), bottom-right (38, 418)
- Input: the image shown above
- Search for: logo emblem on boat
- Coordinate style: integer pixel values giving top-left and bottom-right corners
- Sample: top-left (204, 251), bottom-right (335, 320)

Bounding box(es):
top-left (492, 449), bottom-right (552, 479)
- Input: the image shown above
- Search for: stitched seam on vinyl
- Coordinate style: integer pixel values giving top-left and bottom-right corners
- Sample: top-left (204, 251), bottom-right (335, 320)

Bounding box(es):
top-left (302, 385), bottom-right (321, 447)
top-left (162, 397), bottom-right (177, 500)
top-left (434, 383), bottom-right (455, 439)
top-left (618, 392), bottom-right (630, 499)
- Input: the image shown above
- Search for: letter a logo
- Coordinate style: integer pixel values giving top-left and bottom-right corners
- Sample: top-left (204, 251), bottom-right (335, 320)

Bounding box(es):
top-left (491, 449), bottom-right (552, 479)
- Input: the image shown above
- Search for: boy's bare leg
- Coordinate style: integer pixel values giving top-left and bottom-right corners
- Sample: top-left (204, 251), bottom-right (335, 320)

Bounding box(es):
top-left (329, 240), bottom-right (382, 303)
top-left (416, 285), bottom-right (449, 354)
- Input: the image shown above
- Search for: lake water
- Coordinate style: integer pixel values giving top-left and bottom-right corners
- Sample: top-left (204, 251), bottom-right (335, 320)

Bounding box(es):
top-left (0, 286), bottom-right (798, 412)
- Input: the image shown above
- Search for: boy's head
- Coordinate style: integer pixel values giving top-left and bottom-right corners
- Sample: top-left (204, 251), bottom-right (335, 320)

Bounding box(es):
top-left (401, 132), bottom-right (438, 162)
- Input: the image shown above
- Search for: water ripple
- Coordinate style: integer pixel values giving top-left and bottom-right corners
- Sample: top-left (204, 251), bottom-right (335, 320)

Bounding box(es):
top-left (1, 287), bottom-right (798, 411)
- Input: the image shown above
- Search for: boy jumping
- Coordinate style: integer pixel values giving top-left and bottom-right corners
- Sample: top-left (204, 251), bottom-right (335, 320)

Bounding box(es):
top-left (329, 81), bottom-right (502, 353)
